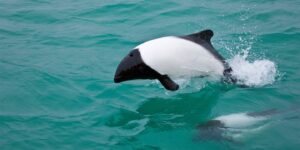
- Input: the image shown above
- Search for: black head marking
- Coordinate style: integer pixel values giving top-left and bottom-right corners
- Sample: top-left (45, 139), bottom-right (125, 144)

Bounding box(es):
top-left (196, 120), bottom-right (229, 141)
top-left (197, 120), bottom-right (225, 129)
top-left (114, 49), bottom-right (159, 82)
top-left (114, 49), bottom-right (179, 91)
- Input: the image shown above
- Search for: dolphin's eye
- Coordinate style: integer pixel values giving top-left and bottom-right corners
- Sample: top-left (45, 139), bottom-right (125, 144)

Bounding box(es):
top-left (129, 53), bottom-right (134, 57)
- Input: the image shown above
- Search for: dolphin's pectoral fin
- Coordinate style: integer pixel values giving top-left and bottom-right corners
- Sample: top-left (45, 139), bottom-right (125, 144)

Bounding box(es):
top-left (158, 75), bottom-right (179, 91)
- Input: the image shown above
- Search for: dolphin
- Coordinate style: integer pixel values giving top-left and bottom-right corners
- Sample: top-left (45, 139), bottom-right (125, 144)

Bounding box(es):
top-left (114, 29), bottom-right (235, 91)
top-left (195, 109), bottom-right (279, 142)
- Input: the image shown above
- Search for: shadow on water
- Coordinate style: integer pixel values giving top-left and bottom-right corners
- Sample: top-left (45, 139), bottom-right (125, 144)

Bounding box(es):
top-left (137, 83), bottom-right (234, 130)
top-left (104, 83), bottom-right (235, 142)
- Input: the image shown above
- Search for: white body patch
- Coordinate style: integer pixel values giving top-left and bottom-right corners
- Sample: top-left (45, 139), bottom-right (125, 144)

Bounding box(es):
top-left (136, 37), bottom-right (224, 78)
top-left (215, 113), bottom-right (267, 128)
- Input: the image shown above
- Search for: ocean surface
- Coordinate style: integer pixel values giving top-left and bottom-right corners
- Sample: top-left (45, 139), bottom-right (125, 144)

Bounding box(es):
top-left (1, 0), bottom-right (300, 149)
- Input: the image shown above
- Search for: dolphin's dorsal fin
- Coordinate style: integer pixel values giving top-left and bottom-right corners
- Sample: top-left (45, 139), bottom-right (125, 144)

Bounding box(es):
top-left (180, 29), bottom-right (227, 64)
top-left (191, 29), bottom-right (214, 43)
top-left (181, 29), bottom-right (214, 44)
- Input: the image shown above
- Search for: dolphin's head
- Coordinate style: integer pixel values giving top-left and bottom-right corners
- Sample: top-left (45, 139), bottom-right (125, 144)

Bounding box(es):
top-left (197, 120), bottom-right (224, 129)
top-left (114, 49), bottom-right (159, 83)
top-left (195, 120), bottom-right (227, 141)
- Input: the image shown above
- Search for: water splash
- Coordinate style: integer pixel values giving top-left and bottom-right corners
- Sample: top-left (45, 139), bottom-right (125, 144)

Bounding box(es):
top-left (228, 52), bottom-right (277, 87)
top-left (219, 30), bottom-right (277, 87)
top-left (159, 53), bottom-right (277, 92)
top-left (170, 53), bottom-right (277, 91)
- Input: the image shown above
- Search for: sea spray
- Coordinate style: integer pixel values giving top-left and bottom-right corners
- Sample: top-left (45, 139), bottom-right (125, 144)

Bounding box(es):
top-left (228, 53), bottom-right (277, 87)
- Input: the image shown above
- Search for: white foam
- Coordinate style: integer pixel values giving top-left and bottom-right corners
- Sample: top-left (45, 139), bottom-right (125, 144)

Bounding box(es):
top-left (228, 54), bottom-right (277, 87)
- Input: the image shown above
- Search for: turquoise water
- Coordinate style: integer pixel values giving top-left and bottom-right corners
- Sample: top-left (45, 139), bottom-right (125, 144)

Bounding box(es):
top-left (1, 0), bottom-right (300, 149)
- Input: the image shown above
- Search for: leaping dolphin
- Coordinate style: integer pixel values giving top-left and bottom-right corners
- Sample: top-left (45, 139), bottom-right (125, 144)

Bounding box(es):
top-left (114, 29), bottom-right (235, 91)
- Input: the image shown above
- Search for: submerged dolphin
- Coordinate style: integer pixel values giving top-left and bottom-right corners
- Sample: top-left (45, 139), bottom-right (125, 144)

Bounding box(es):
top-left (195, 109), bottom-right (279, 142)
top-left (114, 29), bottom-right (235, 91)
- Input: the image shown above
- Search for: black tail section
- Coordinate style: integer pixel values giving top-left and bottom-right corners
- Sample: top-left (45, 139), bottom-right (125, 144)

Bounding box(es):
top-left (223, 67), bottom-right (237, 84)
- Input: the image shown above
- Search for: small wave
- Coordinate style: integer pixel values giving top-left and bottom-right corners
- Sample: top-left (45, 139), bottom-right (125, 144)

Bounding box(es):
top-left (228, 53), bottom-right (277, 87)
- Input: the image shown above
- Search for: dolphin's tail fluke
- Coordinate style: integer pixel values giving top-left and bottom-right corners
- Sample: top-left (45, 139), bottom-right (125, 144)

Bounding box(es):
top-left (223, 66), bottom-right (251, 88)
top-left (223, 67), bottom-right (237, 84)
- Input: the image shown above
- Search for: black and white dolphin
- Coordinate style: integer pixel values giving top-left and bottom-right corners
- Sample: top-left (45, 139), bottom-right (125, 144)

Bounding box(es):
top-left (114, 29), bottom-right (235, 91)
top-left (195, 109), bottom-right (282, 142)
